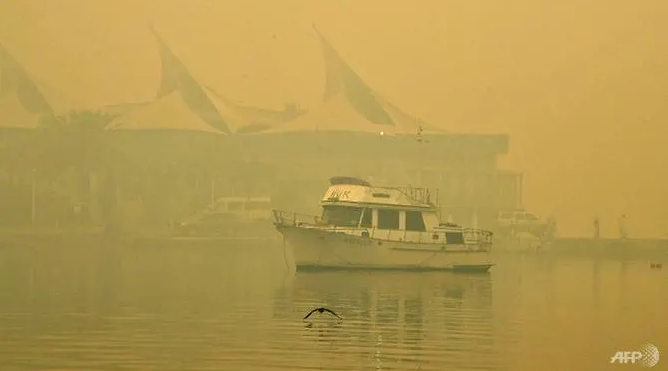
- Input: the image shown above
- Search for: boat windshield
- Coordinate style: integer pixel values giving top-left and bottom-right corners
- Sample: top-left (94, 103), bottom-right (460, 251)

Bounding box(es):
top-left (322, 206), bottom-right (363, 227)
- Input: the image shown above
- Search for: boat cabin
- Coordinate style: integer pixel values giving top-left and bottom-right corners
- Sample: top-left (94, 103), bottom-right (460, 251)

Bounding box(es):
top-left (317, 177), bottom-right (465, 244)
top-left (320, 205), bottom-right (437, 231)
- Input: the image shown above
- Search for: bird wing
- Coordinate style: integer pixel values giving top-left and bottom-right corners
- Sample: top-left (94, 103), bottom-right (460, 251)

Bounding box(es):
top-left (323, 308), bottom-right (342, 319)
top-left (303, 308), bottom-right (318, 320)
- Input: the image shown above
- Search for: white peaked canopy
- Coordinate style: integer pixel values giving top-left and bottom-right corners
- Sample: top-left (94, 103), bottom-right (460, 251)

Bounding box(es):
top-left (105, 90), bottom-right (226, 135)
top-left (0, 44), bottom-right (58, 129)
top-left (205, 93), bottom-right (257, 133)
top-left (255, 27), bottom-right (449, 137)
top-left (255, 90), bottom-right (446, 136)
top-left (205, 87), bottom-right (301, 133)
top-left (253, 90), bottom-right (397, 135)
top-left (37, 85), bottom-right (94, 116)
top-left (0, 92), bottom-right (42, 129)
top-left (0, 86), bottom-right (92, 127)
top-left (378, 98), bottom-right (449, 135)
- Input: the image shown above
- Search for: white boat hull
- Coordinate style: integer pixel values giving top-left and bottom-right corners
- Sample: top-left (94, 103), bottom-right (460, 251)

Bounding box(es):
top-left (277, 225), bottom-right (493, 273)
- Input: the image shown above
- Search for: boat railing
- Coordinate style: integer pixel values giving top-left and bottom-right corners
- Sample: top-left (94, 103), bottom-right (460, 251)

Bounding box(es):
top-left (272, 209), bottom-right (370, 233)
top-left (395, 186), bottom-right (439, 207)
top-left (273, 209), bottom-right (493, 245)
top-left (272, 209), bottom-right (321, 227)
top-left (463, 228), bottom-right (494, 245)
top-left (363, 227), bottom-right (494, 246)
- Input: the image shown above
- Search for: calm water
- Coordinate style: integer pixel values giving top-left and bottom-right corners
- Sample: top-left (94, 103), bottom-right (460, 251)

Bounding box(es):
top-left (0, 242), bottom-right (666, 371)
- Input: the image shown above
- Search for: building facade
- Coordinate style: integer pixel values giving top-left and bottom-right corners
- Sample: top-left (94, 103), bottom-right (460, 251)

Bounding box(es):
top-left (228, 131), bottom-right (523, 229)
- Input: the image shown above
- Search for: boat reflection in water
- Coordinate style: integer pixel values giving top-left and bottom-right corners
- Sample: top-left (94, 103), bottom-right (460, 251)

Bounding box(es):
top-left (281, 270), bottom-right (496, 370)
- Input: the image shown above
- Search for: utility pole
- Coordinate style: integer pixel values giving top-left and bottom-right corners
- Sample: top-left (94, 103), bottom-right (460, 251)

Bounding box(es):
top-left (30, 168), bottom-right (36, 226)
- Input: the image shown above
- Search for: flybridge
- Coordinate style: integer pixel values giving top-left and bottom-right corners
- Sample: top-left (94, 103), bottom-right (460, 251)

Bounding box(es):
top-left (329, 176), bottom-right (371, 187)
top-left (325, 176), bottom-right (439, 208)
top-left (396, 186), bottom-right (438, 207)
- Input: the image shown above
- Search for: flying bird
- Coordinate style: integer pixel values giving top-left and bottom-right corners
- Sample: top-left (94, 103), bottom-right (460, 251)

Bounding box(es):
top-left (303, 307), bottom-right (342, 321)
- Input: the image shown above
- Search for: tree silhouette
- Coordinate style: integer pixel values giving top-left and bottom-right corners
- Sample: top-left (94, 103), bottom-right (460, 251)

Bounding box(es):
top-left (26, 110), bottom-right (122, 227)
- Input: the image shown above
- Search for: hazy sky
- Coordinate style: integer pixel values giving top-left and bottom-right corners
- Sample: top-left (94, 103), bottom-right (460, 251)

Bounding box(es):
top-left (1, 0), bottom-right (666, 237)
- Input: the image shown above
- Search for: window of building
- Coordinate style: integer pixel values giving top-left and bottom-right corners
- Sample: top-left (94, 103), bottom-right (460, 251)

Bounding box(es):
top-left (322, 206), bottom-right (363, 227)
top-left (377, 209), bottom-right (400, 230)
top-left (360, 208), bottom-right (373, 228)
top-left (405, 211), bottom-right (426, 231)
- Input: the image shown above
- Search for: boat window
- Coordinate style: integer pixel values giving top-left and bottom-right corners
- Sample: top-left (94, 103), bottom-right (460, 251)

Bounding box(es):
top-left (245, 201), bottom-right (270, 210)
top-left (322, 206), bottom-right (363, 227)
top-left (377, 209), bottom-right (400, 230)
top-left (525, 213), bottom-right (539, 221)
top-left (227, 201), bottom-right (243, 211)
top-left (372, 192), bottom-right (390, 198)
top-left (445, 232), bottom-right (465, 244)
top-left (499, 212), bottom-right (513, 219)
top-left (360, 208), bottom-right (373, 228)
top-left (405, 211), bottom-right (426, 231)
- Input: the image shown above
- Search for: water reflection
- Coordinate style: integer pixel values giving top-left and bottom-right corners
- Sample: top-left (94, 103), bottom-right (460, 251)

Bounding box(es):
top-left (0, 244), bottom-right (666, 370)
top-left (0, 245), bottom-right (289, 371)
top-left (287, 271), bottom-right (496, 370)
